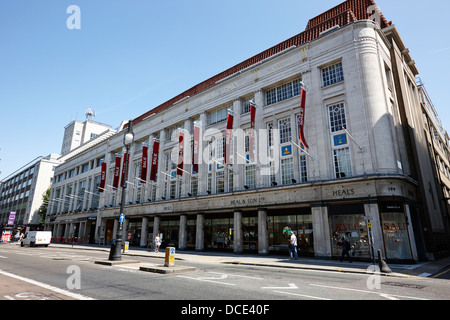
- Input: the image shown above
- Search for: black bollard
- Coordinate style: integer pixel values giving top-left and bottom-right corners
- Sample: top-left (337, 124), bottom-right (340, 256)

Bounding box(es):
top-left (378, 249), bottom-right (392, 273)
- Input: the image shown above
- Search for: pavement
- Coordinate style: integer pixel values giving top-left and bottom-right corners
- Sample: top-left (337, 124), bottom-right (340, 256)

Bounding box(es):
top-left (44, 242), bottom-right (450, 279)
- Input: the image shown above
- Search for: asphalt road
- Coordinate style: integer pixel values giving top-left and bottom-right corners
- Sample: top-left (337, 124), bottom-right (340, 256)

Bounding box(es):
top-left (0, 244), bottom-right (449, 304)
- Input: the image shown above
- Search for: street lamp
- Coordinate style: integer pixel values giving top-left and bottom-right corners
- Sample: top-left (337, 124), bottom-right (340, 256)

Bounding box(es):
top-left (109, 120), bottom-right (134, 261)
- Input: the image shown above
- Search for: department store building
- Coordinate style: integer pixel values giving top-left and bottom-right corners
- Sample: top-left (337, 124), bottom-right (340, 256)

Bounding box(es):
top-left (45, 0), bottom-right (450, 263)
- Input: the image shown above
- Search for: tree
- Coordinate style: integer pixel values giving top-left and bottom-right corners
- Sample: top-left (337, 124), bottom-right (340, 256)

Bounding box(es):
top-left (37, 186), bottom-right (51, 225)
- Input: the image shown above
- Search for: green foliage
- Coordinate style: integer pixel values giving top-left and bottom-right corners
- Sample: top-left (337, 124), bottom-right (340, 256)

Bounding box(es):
top-left (37, 186), bottom-right (51, 224)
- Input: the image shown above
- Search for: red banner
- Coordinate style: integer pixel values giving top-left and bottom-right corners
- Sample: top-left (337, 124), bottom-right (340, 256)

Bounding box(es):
top-left (225, 113), bottom-right (234, 165)
top-left (298, 88), bottom-right (309, 149)
top-left (177, 131), bottom-right (185, 176)
top-left (249, 102), bottom-right (256, 161)
top-left (120, 153), bottom-right (130, 188)
top-left (99, 162), bottom-right (107, 192)
top-left (141, 146), bottom-right (148, 182)
top-left (113, 157), bottom-right (121, 190)
top-left (192, 124), bottom-right (200, 173)
top-left (150, 141), bottom-right (160, 181)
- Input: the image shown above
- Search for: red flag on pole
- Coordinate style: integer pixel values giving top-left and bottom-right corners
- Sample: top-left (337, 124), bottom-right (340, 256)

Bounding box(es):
top-left (120, 153), bottom-right (130, 187)
top-left (177, 131), bottom-right (185, 176)
top-left (141, 146), bottom-right (148, 182)
top-left (225, 112), bottom-right (234, 165)
top-left (99, 162), bottom-right (107, 193)
top-left (249, 101), bottom-right (256, 161)
top-left (298, 88), bottom-right (309, 149)
top-left (150, 141), bottom-right (160, 182)
top-left (192, 123), bottom-right (200, 173)
top-left (113, 157), bottom-right (121, 190)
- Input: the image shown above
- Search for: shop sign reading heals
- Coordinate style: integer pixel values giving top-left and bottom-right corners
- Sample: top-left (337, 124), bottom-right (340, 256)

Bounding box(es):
top-left (332, 188), bottom-right (355, 198)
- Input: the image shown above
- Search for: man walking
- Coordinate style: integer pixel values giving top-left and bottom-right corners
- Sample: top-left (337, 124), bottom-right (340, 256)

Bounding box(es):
top-left (289, 231), bottom-right (298, 260)
top-left (339, 236), bottom-right (352, 263)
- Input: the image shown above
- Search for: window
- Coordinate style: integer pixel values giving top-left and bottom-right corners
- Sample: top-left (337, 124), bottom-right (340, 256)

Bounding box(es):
top-left (209, 106), bottom-right (230, 125)
top-left (299, 155), bottom-right (307, 183)
top-left (96, 157), bottom-right (104, 168)
top-left (281, 158), bottom-right (294, 185)
top-left (266, 79), bottom-right (302, 106)
top-left (328, 103), bottom-right (347, 133)
top-left (190, 175), bottom-right (198, 196)
top-left (82, 163), bottom-right (89, 173)
top-left (278, 118), bottom-right (292, 144)
top-left (216, 136), bottom-right (225, 159)
top-left (333, 148), bottom-right (352, 178)
top-left (322, 62), bottom-right (344, 87)
top-left (245, 165), bottom-right (256, 189)
top-left (267, 122), bottom-right (274, 147)
top-left (216, 171), bottom-right (225, 193)
top-left (241, 96), bottom-right (254, 114)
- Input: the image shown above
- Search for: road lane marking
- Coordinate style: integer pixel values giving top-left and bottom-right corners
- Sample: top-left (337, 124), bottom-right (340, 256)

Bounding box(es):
top-left (309, 284), bottom-right (428, 300)
top-left (0, 269), bottom-right (95, 300)
top-left (177, 275), bottom-right (236, 286)
top-left (206, 272), bottom-right (263, 280)
top-left (261, 283), bottom-right (299, 290)
top-left (273, 290), bottom-right (331, 300)
top-left (0, 256), bottom-right (7, 259)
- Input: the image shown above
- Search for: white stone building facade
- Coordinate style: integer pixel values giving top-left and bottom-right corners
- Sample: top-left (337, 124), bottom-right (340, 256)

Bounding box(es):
top-left (45, 0), bottom-right (450, 262)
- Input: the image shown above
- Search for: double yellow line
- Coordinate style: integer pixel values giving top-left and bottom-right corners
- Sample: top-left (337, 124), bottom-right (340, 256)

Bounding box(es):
top-left (431, 267), bottom-right (450, 278)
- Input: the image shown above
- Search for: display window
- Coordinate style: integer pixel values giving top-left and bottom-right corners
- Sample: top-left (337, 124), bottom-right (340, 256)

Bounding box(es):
top-left (380, 202), bottom-right (412, 261)
top-left (329, 203), bottom-right (370, 259)
top-left (186, 218), bottom-right (196, 249)
top-left (203, 216), bottom-right (234, 251)
top-left (267, 208), bottom-right (314, 256)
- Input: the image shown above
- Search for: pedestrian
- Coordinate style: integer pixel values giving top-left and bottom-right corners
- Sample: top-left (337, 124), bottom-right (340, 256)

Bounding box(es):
top-left (154, 234), bottom-right (161, 253)
top-left (289, 231), bottom-right (298, 260)
top-left (339, 236), bottom-right (352, 263)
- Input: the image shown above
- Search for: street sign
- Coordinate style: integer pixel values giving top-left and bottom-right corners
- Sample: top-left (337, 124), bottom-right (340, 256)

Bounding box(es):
top-left (119, 214), bottom-right (125, 223)
top-left (165, 247), bottom-right (176, 267)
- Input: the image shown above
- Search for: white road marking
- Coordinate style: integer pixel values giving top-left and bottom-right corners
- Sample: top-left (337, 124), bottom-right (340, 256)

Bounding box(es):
top-left (261, 283), bottom-right (299, 290)
top-left (309, 284), bottom-right (428, 300)
top-left (0, 269), bottom-right (95, 300)
top-left (273, 290), bottom-right (331, 300)
top-left (177, 275), bottom-right (236, 286)
top-left (206, 272), bottom-right (263, 280)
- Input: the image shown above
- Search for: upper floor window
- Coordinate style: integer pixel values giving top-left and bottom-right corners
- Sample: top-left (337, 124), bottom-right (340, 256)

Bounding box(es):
top-left (241, 96), bottom-right (255, 114)
top-left (266, 79), bottom-right (302, 106)
top-left (209, 106), bottom-right (230, 125)
top-left (322, 62), bottom-right (344, 87)
top-left (328, 103), bottom-right (347, 133)
top-left (278, 118), bottom-right (292, 144)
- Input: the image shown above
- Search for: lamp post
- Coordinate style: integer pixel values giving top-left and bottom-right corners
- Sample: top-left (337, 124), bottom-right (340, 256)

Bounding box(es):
top-left (109, 120), bottom-right (134, 261)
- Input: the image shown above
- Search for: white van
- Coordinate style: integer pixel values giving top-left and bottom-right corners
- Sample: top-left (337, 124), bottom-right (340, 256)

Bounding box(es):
top-left (21, 231), bottom-right (52, 247)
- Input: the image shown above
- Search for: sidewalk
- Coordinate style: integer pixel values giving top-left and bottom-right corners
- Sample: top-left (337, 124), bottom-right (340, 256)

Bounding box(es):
top-left (47, 243), bottom-right (450, 278)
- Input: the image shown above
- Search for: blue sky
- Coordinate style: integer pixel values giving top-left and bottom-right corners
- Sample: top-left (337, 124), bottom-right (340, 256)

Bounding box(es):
top-left (0, 0), bottom-right (449, 179)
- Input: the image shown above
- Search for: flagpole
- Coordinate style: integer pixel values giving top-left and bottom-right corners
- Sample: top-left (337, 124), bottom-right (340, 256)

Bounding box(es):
top-left (290, 140), bottom-right (315, 160)
top-left (342, 126), bottom-right (364, 151)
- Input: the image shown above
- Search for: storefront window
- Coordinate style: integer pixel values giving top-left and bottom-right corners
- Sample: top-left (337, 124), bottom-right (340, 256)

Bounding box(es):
top-left (268, 209), bottom-right (314, 256)
top-left (242, 217), bottom-right (257, 252)
top-left (381, 211), bottom-right (412, 261)
top-left (296, 214), bottom-right (314, 254)
top-left (210, 218), bottom-right (232, 250)
top-left (127, 220), bottom-right (142, 246)
top-left (330, 214), bottom-right (370, 259)
top-left (159, 219), bottom-right (179, 248)
top-left (186, 218), bottom-right (196, 250)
